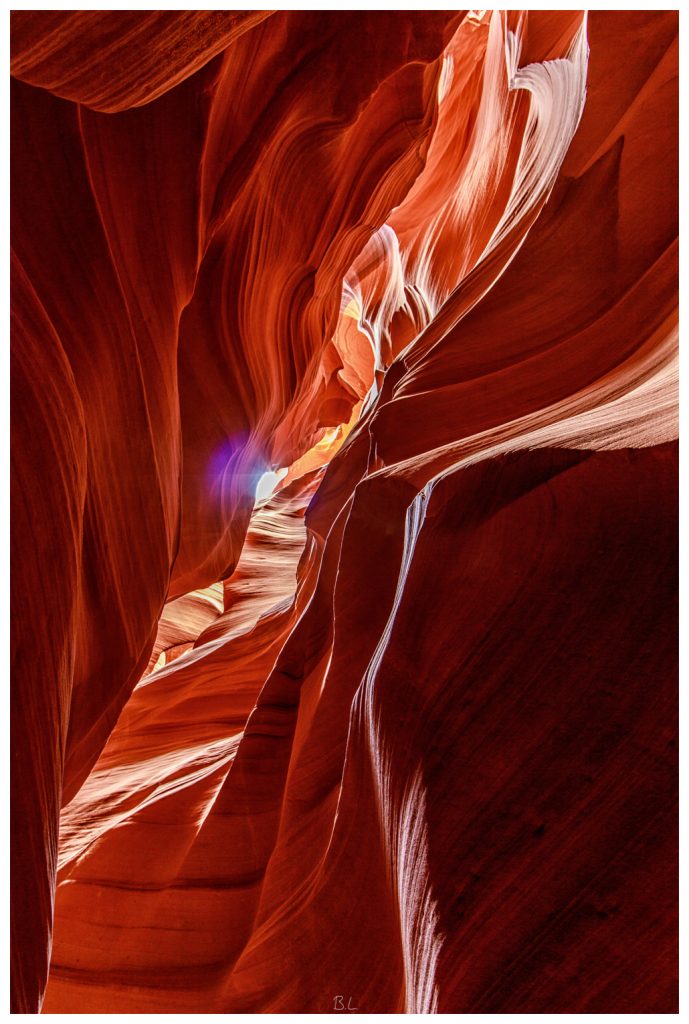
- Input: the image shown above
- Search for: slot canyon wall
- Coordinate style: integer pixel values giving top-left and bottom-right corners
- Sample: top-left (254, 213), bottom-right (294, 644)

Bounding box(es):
top-left (10, 9), bottom-right (678, 1014)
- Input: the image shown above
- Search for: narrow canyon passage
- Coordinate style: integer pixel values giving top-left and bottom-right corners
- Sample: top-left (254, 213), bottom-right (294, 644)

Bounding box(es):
top-left (10, 9), bottom-right (677, 1014)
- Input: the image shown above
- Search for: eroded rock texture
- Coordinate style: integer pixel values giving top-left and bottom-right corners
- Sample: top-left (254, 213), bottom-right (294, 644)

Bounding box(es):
top-left (11, 10), bottom-right (677, 1014)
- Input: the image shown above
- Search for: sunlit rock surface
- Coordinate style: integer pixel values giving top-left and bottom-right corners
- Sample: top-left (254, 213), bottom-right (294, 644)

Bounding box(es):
top-left (11, 10), bottom-right (677, 1014)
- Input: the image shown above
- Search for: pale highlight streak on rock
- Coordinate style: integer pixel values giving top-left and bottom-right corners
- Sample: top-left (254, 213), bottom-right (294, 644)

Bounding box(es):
top-left (355, 485), bottom-right (442, 1013)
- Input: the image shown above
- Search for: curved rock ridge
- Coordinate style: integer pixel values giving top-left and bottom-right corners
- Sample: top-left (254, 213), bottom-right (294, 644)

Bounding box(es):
top-left (10, 9), bottom-right (677, 1013)
top-left (10, 11), bottom-right (272, 112)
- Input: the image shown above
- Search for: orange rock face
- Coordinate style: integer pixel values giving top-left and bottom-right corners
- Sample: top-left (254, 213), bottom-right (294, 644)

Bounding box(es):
top-left (11, 11), bottom-right (677, 1014)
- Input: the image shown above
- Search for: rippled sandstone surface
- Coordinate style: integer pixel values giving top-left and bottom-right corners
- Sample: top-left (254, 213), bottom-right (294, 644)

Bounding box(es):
top-left (11, 10), bottom-right (677, 1014)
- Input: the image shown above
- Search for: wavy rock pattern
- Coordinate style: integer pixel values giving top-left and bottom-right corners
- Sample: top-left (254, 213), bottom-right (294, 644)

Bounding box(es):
top-left (11, 10), bottom-right (677, 1014)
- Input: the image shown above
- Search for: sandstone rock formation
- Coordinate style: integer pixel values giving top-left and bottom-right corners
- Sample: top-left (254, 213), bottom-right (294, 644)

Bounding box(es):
top-left (11, 10), bottom-right (677, 1013)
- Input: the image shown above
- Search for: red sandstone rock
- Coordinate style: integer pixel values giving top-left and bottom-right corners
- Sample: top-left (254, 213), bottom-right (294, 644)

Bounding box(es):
top-left (11, 10), bottom-right (677, 1014)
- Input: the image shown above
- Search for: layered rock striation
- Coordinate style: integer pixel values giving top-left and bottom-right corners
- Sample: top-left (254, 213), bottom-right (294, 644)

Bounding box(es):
top-left (11, 10), bottom-right (677, 1013)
